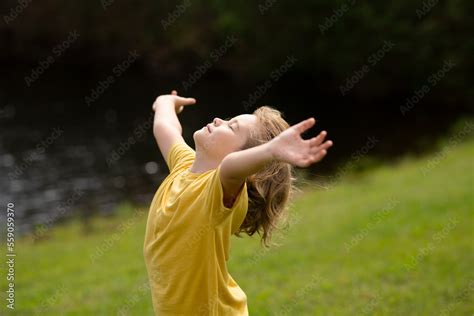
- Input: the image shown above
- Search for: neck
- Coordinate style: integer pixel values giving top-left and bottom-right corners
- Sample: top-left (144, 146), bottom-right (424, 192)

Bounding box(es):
top-left (189, 149), bottom-right (221, 174)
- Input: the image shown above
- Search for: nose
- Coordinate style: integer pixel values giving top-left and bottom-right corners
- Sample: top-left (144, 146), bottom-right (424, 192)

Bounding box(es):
top-left (213, 117), bottom-right (223, 126)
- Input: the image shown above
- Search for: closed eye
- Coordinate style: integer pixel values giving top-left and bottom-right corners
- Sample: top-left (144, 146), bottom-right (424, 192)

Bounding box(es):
top-left (226, 117), bottom-right (239, 132)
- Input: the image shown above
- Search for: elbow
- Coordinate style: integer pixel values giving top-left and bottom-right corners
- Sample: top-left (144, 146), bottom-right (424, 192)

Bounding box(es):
top-left (153, 122), bottom-right (162, 139)
top-left (153, 120), bottom-right (170, 139)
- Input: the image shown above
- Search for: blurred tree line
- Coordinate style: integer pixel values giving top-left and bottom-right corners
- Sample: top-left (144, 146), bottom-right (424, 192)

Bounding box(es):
top-left (1, 0), bottom-right (473, 107)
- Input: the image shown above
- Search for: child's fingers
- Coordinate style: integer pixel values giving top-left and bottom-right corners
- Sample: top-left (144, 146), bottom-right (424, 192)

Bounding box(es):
top-left (312, 149), bottom-right (327, 163)
top-left (310, 140), bottom-right (333, 155)
top-left (293, 117), bottom-right (316, 134)
top-left (177, 97), bottom-right (196, 105)
top-left (307, 131), bottom-right (327, 147)
top-left (299, 148), bottom-right (327, 167)
top-left (304, 149), bottom-right (327, 166)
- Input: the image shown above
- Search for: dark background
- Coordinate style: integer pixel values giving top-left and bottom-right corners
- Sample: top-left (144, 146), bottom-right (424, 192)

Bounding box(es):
top-left (1, 0), bottom-right (472, 235)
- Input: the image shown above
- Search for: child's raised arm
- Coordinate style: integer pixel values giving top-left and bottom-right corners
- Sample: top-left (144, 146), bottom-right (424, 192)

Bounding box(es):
top-left (219, 118), bottom-right (333, 201)
top-left (152, 90), bottom-right (196, 164)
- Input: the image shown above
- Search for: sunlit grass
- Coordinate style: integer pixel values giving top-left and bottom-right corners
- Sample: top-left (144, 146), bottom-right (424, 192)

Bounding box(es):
top-left (8, 121), bottom-right (474, 315)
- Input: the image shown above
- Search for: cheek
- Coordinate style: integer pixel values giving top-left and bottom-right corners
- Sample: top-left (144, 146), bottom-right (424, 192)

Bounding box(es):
top-left (210, 130), bottom-right (240, 152)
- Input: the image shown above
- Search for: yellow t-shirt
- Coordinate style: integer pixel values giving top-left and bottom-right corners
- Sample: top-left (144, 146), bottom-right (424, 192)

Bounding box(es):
top-left (143, 142), bottom-right (249, 316)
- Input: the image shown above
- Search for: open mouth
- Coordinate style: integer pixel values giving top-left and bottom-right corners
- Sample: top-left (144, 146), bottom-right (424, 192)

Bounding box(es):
top-left (207, 124), bottom-right (211, 133)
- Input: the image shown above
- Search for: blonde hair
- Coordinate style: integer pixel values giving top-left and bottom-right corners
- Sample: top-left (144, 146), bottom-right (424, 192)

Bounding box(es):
top-left (234, 106), bottom-right (295, 248)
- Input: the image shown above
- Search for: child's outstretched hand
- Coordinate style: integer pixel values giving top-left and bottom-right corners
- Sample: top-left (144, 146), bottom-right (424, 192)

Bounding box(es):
top-left (269, 118), bottom-right (333, 167)
top-left (152, 90), bottom-right (196, 113)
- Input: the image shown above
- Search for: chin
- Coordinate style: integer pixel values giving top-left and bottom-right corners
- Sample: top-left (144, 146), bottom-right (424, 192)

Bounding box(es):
top-left (193, 130), bottom-right (204, 148)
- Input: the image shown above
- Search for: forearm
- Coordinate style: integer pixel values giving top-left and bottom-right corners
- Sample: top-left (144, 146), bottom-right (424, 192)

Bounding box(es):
top-left (153, 98), bottom-right (182, 135)
top-left (220, 142), bottom-right (275, 181)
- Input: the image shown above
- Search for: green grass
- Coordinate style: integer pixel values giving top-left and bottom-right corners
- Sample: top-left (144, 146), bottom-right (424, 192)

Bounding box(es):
top-left (3, 122), bottom-right (474, 315)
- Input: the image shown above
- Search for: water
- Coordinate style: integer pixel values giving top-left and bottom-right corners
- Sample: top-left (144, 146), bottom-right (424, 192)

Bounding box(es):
top-left (0, 65), bottom-right (468, 237)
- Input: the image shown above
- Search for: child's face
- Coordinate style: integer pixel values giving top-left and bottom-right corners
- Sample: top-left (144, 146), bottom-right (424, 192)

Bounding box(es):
top-left (193, 114), bottom-right (258, 161)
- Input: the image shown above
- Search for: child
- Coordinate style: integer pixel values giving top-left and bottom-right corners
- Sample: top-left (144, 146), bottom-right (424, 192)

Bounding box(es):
top-left (143, 90), bottom-right (333, 315)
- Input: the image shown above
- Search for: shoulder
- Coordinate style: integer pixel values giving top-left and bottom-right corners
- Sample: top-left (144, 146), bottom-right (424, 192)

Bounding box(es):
top-left (166, 141), bottom-right (195, 173)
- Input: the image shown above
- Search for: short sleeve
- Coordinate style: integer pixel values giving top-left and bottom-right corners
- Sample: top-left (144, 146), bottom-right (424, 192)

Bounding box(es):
top-left (205, 165), bottom-right (248, 226)
top-left (166, 142), bottom-right (195, 173)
